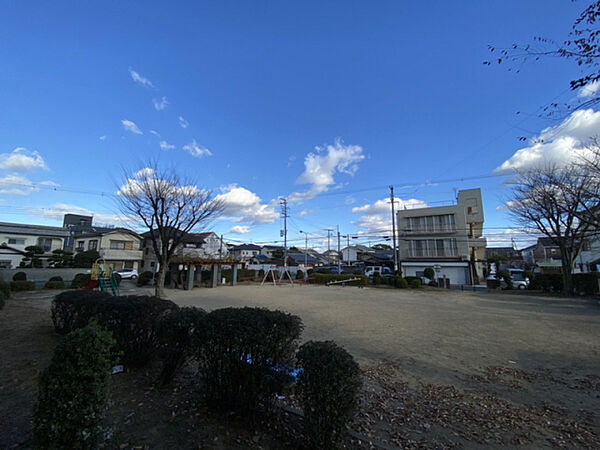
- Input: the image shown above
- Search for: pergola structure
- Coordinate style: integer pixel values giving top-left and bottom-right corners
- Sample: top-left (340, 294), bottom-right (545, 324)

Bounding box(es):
top-left (168, 257), bottom-right (241, 290)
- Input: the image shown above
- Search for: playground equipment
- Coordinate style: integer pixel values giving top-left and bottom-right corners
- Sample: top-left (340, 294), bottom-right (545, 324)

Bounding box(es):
top-left (91, 258), bottom-right (120, 296)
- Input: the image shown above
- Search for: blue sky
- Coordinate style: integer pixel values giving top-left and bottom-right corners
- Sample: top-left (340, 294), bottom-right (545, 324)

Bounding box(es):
top-left (1, 1), bottom-right (597, 250)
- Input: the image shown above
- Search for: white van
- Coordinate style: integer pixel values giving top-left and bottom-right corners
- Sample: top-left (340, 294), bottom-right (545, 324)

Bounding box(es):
top-left (364, 266), bottom-right (393, 277)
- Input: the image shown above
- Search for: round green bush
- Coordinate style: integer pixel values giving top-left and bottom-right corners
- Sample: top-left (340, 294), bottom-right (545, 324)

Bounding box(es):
top-left (424, 267), bottom-right (435, 281)
top-left (48, 276), bottom-right (63, 282)
top-left (13, 271), bottom-right (27, 281)
top-left (70, 273), bottom-right (91, 289)
top-left (45, 280), bottom-right (66, 289)
top-left (297, 341), bottom-right (362, 448)
top-left (137, 271), bottom-right (154, 286)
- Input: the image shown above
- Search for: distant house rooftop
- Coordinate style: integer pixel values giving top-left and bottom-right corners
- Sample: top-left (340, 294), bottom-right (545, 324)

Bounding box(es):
top-left (0, 221), bottom-right (70, 238)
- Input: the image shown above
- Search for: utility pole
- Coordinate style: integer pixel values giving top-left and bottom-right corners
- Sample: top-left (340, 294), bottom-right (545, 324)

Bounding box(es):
top-left (390, 185), bottom-right (399, 274)
top-left (280, 198), bottom-right (288, 269)
top-left (327, 228), bottom-right (333, 265)
top-left (337, 225), bottom-right (341, 273)
top-left (299, 230), bottom-right (308, 271)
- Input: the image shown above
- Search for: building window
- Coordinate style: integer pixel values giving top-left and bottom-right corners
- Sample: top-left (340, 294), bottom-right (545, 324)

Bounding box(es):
top-left (77, 241), bottom-right (85, 251)
top-left (0, 260), bottom-right (12, 268)
top-left (407, 214), bottom-right (455, 233)
top-left (88, 240), bottom-right (98, 251)
top-left (150, 261), bottom-right (155, 267)
top-left (409, 238), bottom-right (457, 257)
top-left (37, 238), bottom-right (53, 252)
top-left (8, 238), bottom-right (26, 245)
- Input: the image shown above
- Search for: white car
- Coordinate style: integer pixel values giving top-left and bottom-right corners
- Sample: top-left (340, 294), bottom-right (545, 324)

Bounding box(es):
top-left (115, 268), bottom-right (138, 280)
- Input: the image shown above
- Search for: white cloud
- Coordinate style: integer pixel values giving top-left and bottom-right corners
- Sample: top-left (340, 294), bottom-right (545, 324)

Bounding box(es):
top-left (178, 116), bottom-right (189, 128)
top-left (578, 81), bottom-right (600, 98)
top-left (159, 140), bottom-right (175, 150)
top-left (117, 167), bottom-right (203, 198)
top-left (153, 96), bottom-right (169, 111)
top-left (0, 174), bottom-right (39, 195)
top-left (229, 225), bottom-right (251, 234)
top-left (28, 203), bottom-right (132, 227)
top-left (121, 119), bottom-right (143, 135)
top-left (39, 180), bottom-right (60, 188)
top-left (0, 147), bottom-right (47, 172)
top-left (484, 228), bottom-right (539, 249)
top-left (183, 139), bottom-right (212, 158)
top-left (351, 197), bottom-right (427, 235)
top-left (149, 130), bottom-right (161, 137)
top-left (352, 214), bottom-right (391, 234)
top-left (352, 198), bottom-right (427, 215)
top-left (298, 209), bottom-right (311, 217)
top-left (99, 135), bottom-right (107, 141)
top-left (495, 109), bottom-right (600, 174)
top-left (215, 185), bottom-right (279, 225)
top-left (289, 139), bottom-right (365, 202)
top-left (134, 167), bottom-right (156, 178)
top-left (129, 68), bottom-right (154, 88)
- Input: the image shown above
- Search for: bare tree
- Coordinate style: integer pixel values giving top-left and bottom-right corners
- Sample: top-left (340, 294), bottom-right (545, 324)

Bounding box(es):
top-left (116, 163), bottom-right (223, 298)
top-left (508, 163), bottom-right (598, 295)
top-left (485, 1), bottom-right (600, 115)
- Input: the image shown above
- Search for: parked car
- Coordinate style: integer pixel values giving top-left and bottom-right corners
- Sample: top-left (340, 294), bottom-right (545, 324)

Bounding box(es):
top-left (508, 268), bottom-right (530, 290)
top-left (115, 268), bottom-right (138, 280)
top-left (364, 266), bottom-right (393, 277)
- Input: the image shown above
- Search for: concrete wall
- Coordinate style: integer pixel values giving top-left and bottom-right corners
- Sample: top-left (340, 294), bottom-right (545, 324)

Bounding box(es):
top-left (0, 268), bottom-right (91, 288)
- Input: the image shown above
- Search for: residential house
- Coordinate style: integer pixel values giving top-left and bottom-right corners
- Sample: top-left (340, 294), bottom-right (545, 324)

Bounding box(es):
top-left (286, 251), bottom-right (328, 268)
top-left (533, 238), bottom-right (563, 273)
top-left (397, 188), bottom-right (487, 285)
top-left (322, 249), bottom-right (340, 264)
top-left (260, 245), bottom-right (284, 258)
top-left (74, 229), bottom-right (143, 270)
top-left (0, 221), bottom-right (71, 268)
top-left (341, 245), bottom-right (374, 264)
top-left (230, 244), bottom-right (262, 261)
top-left (577, 235), bottom-right (600, 273)
top-left (520, 244), bottom-right (536, 265)
top-left (140, 230), bottom-right (227, 272)
top-left (485, 246), bottom-right (526, 269)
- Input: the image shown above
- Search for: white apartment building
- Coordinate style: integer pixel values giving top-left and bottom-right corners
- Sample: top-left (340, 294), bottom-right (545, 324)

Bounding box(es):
top-left (75, 229), bottom-right (143, 270)
top-left (397, 188), bottom-right (487, 285)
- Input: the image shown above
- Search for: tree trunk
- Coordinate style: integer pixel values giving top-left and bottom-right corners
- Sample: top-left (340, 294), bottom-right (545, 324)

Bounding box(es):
top-left (561, 252), bottom-right (575, 296)
top-left (155, 265), bottom-right (166, 298)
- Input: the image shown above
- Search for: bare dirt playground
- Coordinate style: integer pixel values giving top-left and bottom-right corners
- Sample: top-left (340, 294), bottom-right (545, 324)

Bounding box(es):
top-left (1, 284), bottom-right (599, 448)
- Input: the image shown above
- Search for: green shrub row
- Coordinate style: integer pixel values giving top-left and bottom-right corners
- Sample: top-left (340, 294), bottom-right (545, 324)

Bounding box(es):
top-left (0, 279), bottom-right (10, 310)
top-left (70, 273), bottom-right (91, 289)
top-left (529, 273), bottom-right (564, 292)
top-left (573, 272), bottom-right (600, 295)
top-left (312, 273), bottom-right (368, 286)
top-left (403, 276), bottom-right (423, 288)
top-left (49, 291), bottom-right (362, 445)
top-left (51, 291), bottom-right (178, 367)
top-left (33, 321), bottom-right (115, 449)
top-left (10, 280), bottom-right (36, 291)
top-left (373, 275), bottom-right (410, 288)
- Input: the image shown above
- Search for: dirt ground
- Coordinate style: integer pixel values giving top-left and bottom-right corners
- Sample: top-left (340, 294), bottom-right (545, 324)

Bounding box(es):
top-left (1, 284), bottom-right (599, 448)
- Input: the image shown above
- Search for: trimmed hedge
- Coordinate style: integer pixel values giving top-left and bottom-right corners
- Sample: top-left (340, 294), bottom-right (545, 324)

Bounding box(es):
top-left (52, 290), bottom-right (112, 335)
top-left (573, 272), bottom-right (600, 295)
top-left (49, 276), bottom-right (63, 282)
top-left (33, 321), bottom-right (115, 449)
top-left (404, 276), bottom-right (422, 288)
top-left (70, 273), bottom-right (91, 289)
top-left (297, 341), bottom-right (362, 448)
top-left (10, 280), bottom-right (35, 291)
top-left (45, 280), bottom-right (66, 289)
top-left (529, 273), bottom-right (564, 292)
top-left (0, 279), bottom-right (10, 299)
top-left (156, 307), bottom-right (206, 385)
top-left (197, 307), bottom-right (303, 413)
top-left (52, 291), bottom-right (178, 367)
top-left (13, 271), bottom-right (27, 281)
top-left (312, 273), bottom-right (368, 286)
